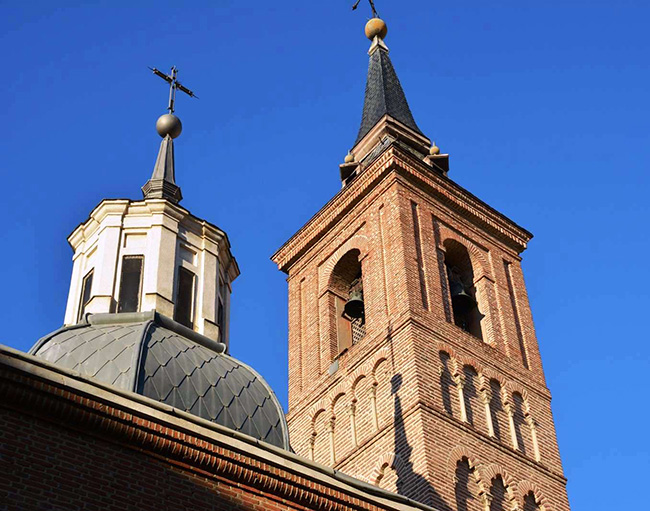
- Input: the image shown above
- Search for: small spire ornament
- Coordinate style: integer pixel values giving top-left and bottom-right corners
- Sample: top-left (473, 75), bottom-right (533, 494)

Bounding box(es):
top-left (148, 66), bottom-right (198, 139)
top-left (352, 0), bottom-right (387, 40)
top-left (142, 66), bottom-right (199, 204)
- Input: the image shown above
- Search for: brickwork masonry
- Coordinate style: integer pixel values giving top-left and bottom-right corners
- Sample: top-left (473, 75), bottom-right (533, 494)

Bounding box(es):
top-left (273, 143), bottom-right (570, 511)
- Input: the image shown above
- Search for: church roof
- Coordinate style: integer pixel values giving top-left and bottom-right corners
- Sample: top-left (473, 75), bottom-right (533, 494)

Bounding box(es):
top-left (30, 311), bottom-right (289, 450)
top-left (354, 38), bottom-right (423, 146)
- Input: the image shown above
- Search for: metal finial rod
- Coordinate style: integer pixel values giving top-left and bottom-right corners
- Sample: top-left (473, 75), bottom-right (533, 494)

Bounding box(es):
top-left (352, 0), bottom-right (378, 18)
top-left (149, 66), bottom-right (198, 114)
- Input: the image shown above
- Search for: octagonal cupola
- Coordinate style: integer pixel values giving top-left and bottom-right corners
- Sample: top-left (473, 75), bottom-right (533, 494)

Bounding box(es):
top-left (63, 66), bottom-right (239, 350)
top-left (64, 197), bottom-right (239, 349)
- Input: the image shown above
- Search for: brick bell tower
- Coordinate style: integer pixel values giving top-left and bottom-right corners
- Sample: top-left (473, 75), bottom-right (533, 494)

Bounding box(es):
top-left (272, 16), bottom-right (570, 511)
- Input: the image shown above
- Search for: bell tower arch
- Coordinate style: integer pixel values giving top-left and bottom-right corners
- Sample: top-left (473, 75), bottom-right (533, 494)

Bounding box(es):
top-left (273, 16), bottom-right (570, 511)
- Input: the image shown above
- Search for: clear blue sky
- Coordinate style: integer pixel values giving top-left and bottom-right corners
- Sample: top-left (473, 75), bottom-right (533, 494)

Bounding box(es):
top-left (1, 1), bottom-right (648, 509)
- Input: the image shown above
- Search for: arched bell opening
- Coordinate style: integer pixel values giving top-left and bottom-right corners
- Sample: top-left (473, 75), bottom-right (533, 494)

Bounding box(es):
top-left (329, 249), bottom-right (366, 354)
top-left (443, 240), bottom-right (483, 340)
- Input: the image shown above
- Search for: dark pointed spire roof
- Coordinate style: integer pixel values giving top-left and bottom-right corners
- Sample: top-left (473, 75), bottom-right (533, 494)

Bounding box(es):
top-left (142, 113), bottom-right (183, 204)
top-left (354, 36), bottom-right (423, 147)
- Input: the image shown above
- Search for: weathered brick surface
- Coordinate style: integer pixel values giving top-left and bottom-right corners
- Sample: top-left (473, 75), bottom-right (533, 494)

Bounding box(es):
top-left (273, 143), bottom-right (570, 510)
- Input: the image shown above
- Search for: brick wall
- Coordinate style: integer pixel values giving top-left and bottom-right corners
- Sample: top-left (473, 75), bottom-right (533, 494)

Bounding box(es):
top-left (1, 408), bottom-right (282, 511)
top-left (274, 143), bottom-right (570, 511)
top-left (0, 346), bottom-right (435, 511)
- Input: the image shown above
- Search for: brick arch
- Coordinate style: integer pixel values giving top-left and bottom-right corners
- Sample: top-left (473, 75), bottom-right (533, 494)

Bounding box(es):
top-left (451, 449), bottom-right (490, 508)
top-left (439, 231), bottom-right (491, 281)
top-left (508, 389), bottom-right (535, 458)
top-left (371, 355), bottom-right (390, 381)
top-left (437, 342), bottom-right (458, 360)
top-left (461, 356), bottom-right (485, 376)
top-left (349, 371), bottom-right (367, 400)
top-left (370, 347), bottom-right (391, 372)
top-left (518, 481), bottom-right (550, 510)
top-left (438, 349), bottom-right (456, 416)
top-left (461, 363), bottom-right (485, 431)
top-left (309, 402), bottom-right (328, 430)
top-left (508, 387), bottom-right (533, 419)
top-left (319, 235), bottom-right (370, 294)
top-left (506, 382), bottom-right (530, 404)
top-left (481, 368), bottom-right (506, 390)
top-left (329, 387), bottom-right (347, 414)
top-left (328, 380), bottom-right (348, 406)
top-left (447, 446), bottom-right (483, 484)
top-left (482, 464), bottom-right (518, 507)
top-left (346, 347), bottom-right (391, 387)
top-left (370, 452), bottom-right (407, 485)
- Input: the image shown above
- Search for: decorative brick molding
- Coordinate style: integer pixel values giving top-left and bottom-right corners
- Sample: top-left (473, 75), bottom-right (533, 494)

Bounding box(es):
top-left (447, 446), bottom-right (483, 480)
top-left (448, 450), bottom-right (554, 511)
top-left (370, 452), bottom-right (407, 485)
top-left (482, 463), bottom-right (519, 507)
top-left (518, 480), bottom-right (550, 510)
top-left (506, 381), bottom-right (531, 404)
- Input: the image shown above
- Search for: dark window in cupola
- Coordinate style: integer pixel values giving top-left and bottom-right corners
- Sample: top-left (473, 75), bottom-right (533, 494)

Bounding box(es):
top-left (77, 269), bottom-right (94, 323)
top-left (117, 256), bottom-right (144, 313)
top-left (217, 277), bottom-right (226, 342)
top-left (175, 267), bottom-right (195, 329)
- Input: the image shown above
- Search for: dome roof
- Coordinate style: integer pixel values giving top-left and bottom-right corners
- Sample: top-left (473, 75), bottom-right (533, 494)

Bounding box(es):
top-left (30, 311), bottom-right (290, 450)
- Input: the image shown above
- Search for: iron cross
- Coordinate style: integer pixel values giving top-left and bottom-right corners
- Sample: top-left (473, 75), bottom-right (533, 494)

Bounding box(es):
top-left (148, 66), bottom-right (198, 114)
top-left (352, 0), bottom-right (378, 18)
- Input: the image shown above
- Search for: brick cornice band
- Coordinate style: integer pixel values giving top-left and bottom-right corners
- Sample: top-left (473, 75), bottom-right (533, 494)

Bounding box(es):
top-left (0, 347), bottom-right (435, 511)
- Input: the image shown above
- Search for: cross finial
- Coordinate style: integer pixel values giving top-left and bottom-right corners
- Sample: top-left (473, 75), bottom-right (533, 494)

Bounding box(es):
top-left (352, 0), bottom-right (379, 18)
top-left (148, 66), bottom-right (198, 114)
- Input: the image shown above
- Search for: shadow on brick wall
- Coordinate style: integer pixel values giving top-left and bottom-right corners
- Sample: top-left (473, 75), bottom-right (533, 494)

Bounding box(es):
top-left (391, 373), bottom-right (452, 511)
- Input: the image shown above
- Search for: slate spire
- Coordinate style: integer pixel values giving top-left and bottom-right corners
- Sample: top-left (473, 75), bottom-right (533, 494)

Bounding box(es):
top-left (142, 114), bottom-right (183, 204)
top-left (354, 20), bottom-right (423, 147)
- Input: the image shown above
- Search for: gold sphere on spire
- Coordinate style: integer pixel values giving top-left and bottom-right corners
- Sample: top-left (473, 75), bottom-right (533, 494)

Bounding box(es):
top-left (344, 151), bottom-right (355, 163)
top-left (429, 142), bottom-right (440, 155)
top-left (365, 18), bottom-right (387, 40)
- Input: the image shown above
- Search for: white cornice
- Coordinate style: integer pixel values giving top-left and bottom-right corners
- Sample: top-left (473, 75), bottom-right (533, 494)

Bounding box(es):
top-left (66, 199), bottom-right (237, 273)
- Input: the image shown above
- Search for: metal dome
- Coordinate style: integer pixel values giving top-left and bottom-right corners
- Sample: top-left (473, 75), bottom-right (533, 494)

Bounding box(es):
top-left (30, 311), bottom-right (290, 450)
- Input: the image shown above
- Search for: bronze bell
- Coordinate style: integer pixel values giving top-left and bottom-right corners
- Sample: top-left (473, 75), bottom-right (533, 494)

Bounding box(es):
top-left (449, 279), bottom-right (476, 315)
top-left (344, 289), bottom-right (365, 320)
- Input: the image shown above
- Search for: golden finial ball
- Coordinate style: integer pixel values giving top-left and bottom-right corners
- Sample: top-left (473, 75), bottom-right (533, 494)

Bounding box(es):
top-left (429, 143), bottom-right (440, 155)
top-left (365, 18), bottom-right (388, 40)
top-left (344, 152), bottom-right (355, 163)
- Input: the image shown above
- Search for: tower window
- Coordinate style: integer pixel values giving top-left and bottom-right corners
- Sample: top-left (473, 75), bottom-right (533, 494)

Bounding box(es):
top-left (443, 240), bottom-right (483, 339)
top-left (77, 269), bottom-right (94, 322)
top-left (174, 267), bottom-right (196, 329)
top-left (329, 249), bottom-right (365, 355)
top-left (345, 276), bottom-right (366, 346)
top-left (117, 256), bottom-right (144, 313)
